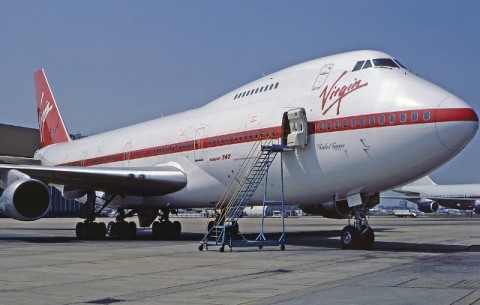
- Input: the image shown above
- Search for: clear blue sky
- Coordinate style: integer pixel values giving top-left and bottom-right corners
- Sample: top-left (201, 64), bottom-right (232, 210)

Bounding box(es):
top-left (1, 0), bottom-right (479, 184)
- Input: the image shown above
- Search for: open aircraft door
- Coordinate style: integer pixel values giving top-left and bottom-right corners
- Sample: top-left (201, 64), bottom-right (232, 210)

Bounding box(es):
top-left (282, 108), bottom-right (308, 149)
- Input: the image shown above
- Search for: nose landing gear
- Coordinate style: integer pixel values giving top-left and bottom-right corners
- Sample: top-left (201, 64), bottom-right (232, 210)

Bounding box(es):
top-left (340, 207), bottom-right (375, 250)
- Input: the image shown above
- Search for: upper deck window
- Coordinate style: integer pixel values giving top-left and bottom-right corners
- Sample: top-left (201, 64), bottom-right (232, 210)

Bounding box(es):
top-left (373, 58), bottom-right (399, 69)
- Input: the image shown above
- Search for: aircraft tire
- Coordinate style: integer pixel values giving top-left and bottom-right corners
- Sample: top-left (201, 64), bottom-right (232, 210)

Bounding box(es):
top-left (97, 222), bottom-right (107, 240)
top-left (172, 221), bottom-right (181, 238)
top-left (340, 225), bottom-right (360, 250)
top-left (76, 222), bottom-right (84, 239)
top-left (152, 221), bottom-right (161, 239)
top-left (127, 221), bottom-right (137, 239)
top-left (359, 227), bottom-right (375, 250)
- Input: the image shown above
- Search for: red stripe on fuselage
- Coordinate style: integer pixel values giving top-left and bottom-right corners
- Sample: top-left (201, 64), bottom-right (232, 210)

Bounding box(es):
top-left (58, 108), bottom-right (477, 167)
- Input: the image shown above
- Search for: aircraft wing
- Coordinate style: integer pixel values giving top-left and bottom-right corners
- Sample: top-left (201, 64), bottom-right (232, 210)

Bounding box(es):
top-left (382, 193), bottom-right (478, 210)
top-left (0, 155), bottom-right (41, 165)
top-left (421, 197), bottom-right (479, 210)
top-left (0, 163), bottom-right (187, 196)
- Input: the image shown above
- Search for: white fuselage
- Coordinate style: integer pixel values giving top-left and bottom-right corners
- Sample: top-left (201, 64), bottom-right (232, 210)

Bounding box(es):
top-left (35, 50), bottom-right (478, 209)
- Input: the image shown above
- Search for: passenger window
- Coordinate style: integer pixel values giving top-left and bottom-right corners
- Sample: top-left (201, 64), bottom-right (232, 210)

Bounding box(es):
top-left (369, 116), bottom-right (375, 125)
top-left (342, 119), bottom-right (348, 128)
top-left (269, 84), bottom-right (274, 90)
top-left (318, 122), bottom-right (323, 131)
top-left (246, 90), bottom-right (250, 96)
top-left (326, 121), bottom-right (331, 130)
top-left (259, 87), bottom-right (264, 92)
top-left (423, 111), bottom-right (431, 121)
top-left (360, 117), bottom-right (365, 127)
top-left (400, 113), bottom-right (407, 123)
top-left (412, 112), bottom-right (418, 122)
top-left (351, 118), bottom-right (356, 128)
top-left (389, 114), bottom-right (396, 124)
top-left (274, 82), bottom-right (279, 89)
top-left (379, 115), bottom-right (385, 125)
top-left (334, 121), bottom-right (339, 129)
top-left (353, 61), bottom-right (365, 72)
top-left (255, 88), bottom-right (259, 94)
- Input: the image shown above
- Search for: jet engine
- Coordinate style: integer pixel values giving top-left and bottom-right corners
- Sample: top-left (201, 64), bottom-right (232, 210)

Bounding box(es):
top-left (300, 200), bottom-right (352, 219)
top-left (300, 192), bottom-right (380, 219)
top-left (417, 201), bottom-right (439, 213)
top-left (0, 170), bottom-right (50, 221)
top-left (474, 204), bottom-right (480, 215)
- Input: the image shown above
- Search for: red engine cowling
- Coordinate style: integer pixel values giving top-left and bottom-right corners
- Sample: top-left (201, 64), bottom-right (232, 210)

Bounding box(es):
top-left (0, 179), bottom-right (51, 221)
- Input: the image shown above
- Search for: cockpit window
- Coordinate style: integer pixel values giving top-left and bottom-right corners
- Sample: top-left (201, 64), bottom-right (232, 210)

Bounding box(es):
top-left (394, 59), bottom-right (407, 69)
top-left (353, 58), bottom-right (407, 72)
top-left (352, 61), bottom-right (364, 72)
top-left (373, 58), bottom-right (399, 68)
top-left (362, 60), bottom-right (372, 69)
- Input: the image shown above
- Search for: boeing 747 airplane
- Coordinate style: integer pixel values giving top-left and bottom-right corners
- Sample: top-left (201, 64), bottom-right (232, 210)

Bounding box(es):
top-left (0, 50), bottom-right (477, 249)
top-left (390, 176), bottom-right (480, 214)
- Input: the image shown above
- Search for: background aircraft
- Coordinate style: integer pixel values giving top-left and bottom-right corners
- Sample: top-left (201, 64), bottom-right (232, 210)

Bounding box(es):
top-left (389, 176), bottom-right (480, 214)
top-left (0, 50), bottom-right (478, 250)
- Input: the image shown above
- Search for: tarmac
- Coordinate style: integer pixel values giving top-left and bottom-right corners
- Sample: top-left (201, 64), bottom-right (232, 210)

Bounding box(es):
top-left (0, 216), bottom-right (479, 305)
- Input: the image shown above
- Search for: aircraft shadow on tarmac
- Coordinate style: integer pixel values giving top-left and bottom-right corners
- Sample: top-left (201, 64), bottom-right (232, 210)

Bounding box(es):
top-left (0, 228), bottom-right (478, 253)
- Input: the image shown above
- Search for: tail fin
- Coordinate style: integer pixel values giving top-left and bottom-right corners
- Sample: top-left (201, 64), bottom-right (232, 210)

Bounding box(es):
top-left (405, 175), bottom-right (437, 187)
top-left (34, 69), bottom-right (71, 148)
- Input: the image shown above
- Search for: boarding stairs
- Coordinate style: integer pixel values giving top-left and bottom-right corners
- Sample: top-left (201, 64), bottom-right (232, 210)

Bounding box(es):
top-left (199, 139), bottom-right (290, 252)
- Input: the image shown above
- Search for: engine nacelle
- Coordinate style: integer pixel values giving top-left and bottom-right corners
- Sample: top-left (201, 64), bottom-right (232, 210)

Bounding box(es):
top-left (300, 192), bottom-right (380, 219)
top-left (474, 205), bottom-right (480, 215)
top-left (417, 201), bottom-right (439, 213)
top-left (0, 179), bottom-right (51, 221)
top-left (300, 200), bottom-right (352, 219)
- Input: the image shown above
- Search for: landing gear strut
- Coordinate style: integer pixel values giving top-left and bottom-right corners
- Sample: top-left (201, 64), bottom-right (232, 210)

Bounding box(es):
top-left (340, 206), bottom-right (375, 250)
top-left (151, 208), bottom-right (181, 239)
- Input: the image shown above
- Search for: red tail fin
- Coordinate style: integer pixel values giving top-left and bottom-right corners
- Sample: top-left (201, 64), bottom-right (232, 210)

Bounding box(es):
top-left (34, 69), bottom-right (71, 148)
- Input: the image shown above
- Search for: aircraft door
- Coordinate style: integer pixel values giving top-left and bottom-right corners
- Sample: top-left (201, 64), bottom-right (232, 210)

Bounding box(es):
top-left (282, 108), bottom-right (308, 149)
top-left (312, 64), bottom-right (334, 90)
top-left (123, 142), bottom-right (132, 167)
top-left (194, 127), bottom-right (205, 161)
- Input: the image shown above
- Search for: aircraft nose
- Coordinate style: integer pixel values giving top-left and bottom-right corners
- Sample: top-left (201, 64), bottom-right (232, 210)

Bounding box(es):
top-left (436, 96), bottom-right (478, 151)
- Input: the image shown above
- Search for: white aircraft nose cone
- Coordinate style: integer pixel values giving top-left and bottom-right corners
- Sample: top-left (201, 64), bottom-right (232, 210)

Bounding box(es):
top-left (436, 96), bottom-right (478, 151)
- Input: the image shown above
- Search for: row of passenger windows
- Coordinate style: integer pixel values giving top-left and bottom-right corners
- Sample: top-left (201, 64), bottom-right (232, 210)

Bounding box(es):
top-left (233, 82), bottom-right (280, 100)
top-left (316, 111), bottom-right (431, 131)
top-left (352, 58), bottom-right (407, 72)
top-left (208, 129), bottom-right (278, 146)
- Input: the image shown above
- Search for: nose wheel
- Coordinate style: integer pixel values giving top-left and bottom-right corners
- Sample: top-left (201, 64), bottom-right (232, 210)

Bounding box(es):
top-left (340, 208), bottom-right (375, 250)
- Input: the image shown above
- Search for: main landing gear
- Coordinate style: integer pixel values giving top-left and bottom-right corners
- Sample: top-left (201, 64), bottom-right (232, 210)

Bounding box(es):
top-left (107, 208), bottom-right (137, 239)
top-left (75, 192), bottom-right (115, 240)
top-left (340, 207), bottom-right (375, 250)
top-left (151, 208), bottom-right (181, 239)
top-left (75, 193), bottom-right (136, 240)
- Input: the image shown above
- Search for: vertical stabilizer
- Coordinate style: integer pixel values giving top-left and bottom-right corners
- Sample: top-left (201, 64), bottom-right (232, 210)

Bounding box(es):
top-left (405, 175), bottom-right (436, 187)
top-left (34, 69), bottom-right (71, 148)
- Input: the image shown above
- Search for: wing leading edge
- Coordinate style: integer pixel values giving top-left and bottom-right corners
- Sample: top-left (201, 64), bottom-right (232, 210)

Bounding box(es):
top-left (0, 163), bottom-right (187, 196)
